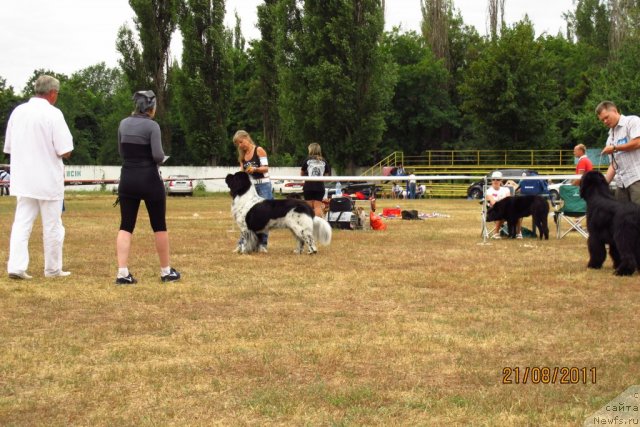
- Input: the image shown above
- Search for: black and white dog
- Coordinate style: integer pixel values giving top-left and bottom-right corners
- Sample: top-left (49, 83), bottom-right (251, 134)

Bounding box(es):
top-left (225, 171), bottom-right (332, 254)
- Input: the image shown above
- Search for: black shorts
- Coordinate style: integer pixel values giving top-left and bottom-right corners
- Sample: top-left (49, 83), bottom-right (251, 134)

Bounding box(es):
top-left (303, 190), bottom-right (325, 202)
top-left (118, 165), bottom-right (167, 233)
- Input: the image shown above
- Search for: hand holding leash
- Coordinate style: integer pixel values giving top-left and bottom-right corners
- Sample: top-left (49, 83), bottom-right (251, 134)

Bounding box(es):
top-left (601, 145), bottom-right (616, 155)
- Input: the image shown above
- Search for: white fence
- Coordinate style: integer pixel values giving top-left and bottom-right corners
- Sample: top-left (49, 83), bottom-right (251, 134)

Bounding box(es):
top-left (63, 166), bottom-right (303, 193)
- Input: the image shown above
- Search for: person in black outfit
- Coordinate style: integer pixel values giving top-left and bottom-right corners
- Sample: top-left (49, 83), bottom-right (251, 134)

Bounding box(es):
top-left (115, 90), bottom-right (180, 284)
top-left (301, 143), bottom-right (331, 217)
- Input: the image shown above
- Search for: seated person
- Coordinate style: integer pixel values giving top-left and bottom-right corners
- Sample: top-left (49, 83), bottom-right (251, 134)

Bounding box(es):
top-left (392, 182), bottom-right (403, 199)
top-left (416, 184), bottom-right (426, 198)
top-left (486, 171), bottom-right (523, 239)
top-left (0, 168), bottom-right (9, 196)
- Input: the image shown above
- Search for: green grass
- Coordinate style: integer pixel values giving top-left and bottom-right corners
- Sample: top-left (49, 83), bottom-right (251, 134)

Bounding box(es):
top-left (0, 194), bottom-right (637, 426)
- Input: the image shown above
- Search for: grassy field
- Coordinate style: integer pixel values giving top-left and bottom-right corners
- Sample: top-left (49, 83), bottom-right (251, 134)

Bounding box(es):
top-left (0, 193), bottom-right (638, 426)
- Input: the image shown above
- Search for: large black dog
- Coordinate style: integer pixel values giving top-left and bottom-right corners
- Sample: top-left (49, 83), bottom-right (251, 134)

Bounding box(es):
top-left (580, 171), bottom-right (640, 275)
top-left (486, 195), bottom-right (549, 239)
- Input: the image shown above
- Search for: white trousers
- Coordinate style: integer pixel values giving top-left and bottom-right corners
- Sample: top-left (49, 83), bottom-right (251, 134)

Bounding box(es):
top-left (7, 196), bottom-right (65, 275)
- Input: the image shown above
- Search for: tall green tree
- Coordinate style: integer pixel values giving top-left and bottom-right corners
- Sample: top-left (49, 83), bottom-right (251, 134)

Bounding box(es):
top-left (421, 0), bottom-right (451, 67)
top-left (564, 0), bottom-right (609, 58)
top-left (278, 0), bottom-right (395, 172)
top-left (539, 34), bottom-right (603, 149)
top-left (251, 0), bottom-right (282, 156)
top-left (572, 39), bottom-right (640, 148)
top-left (458, 20), bottom-right (560, 149)
top-left (0, 77), bottom-right (23, 163)
top-left (487, 0), bottom-right (506, 39)
top-left (381, 30), bottom-right (456, 155)
top-left (116, 0), bottom-right (178, 152)
top-left (61, 64), bottom-right (130, 164)
top-left (176, 0), bottom-right (232, 165)
top-left (228, 11), bottom-right (260, 159)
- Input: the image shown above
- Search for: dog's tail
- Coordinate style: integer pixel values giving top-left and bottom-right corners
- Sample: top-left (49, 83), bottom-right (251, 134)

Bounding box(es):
top-left (313, 216), bottom-right (332, 246)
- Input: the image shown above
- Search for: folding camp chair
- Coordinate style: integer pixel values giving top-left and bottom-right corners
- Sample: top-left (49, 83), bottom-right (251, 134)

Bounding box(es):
top-left (553, 185), bottom-right (588, 239)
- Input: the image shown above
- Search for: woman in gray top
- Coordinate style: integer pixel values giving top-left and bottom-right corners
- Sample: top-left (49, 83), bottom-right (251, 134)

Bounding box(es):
top-left (115, 90), bottom-right (180, 284)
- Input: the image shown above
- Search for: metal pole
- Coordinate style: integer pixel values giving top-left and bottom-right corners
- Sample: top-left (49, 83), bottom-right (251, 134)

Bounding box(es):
top-left (481, 175), bottom-right (490, 243)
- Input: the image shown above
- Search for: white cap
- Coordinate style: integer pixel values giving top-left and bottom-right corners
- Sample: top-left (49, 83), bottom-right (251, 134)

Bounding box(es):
top-left (490, 171), bottom-right (503, 179)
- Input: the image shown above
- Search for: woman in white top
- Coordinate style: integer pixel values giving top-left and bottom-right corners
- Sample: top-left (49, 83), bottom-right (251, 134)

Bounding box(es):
top-left (486, 171), bottom-right (521, 239)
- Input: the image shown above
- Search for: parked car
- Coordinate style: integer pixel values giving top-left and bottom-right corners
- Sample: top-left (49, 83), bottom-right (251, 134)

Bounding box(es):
top-left (271, 179), bottom-right (304, 195)
top-left (165, 175), bottom-right (193, 196)
top-left (467, 169), bottom-right (539, 199)
top-left (547, 179), bottom-right (572, 203)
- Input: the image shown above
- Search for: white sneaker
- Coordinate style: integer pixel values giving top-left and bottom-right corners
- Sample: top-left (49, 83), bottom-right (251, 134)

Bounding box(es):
top-left (491, 234), bottom-right (501, 240)
top-left (8, 271), bottom-right (32, 280)
top-left (45, 270), bottom-right (71, 278)
top-left (516, 233), bottom-right (523, 239)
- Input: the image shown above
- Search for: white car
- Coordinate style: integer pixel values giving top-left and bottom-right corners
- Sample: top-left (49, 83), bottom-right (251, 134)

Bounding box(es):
top-left (271, 179), bottom-right (304, 195)
top-left (165, 175), bottom-right (193, 196)
top-left (547, 179), bottom-right (572, 203)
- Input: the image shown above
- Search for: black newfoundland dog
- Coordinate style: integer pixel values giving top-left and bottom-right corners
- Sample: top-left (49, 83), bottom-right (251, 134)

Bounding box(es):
top-left (580, 171), bottom-right (640, 275)
top-left (486, 195), bottom-right (549, 239)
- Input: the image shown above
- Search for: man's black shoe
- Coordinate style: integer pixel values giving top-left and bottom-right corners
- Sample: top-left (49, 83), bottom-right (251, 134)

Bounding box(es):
top-left (115, 274), bottom-right (137, 285)
top-left (161, 268), bottom-right (181, 282)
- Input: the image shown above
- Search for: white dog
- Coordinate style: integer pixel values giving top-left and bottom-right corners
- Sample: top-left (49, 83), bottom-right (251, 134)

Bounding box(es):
top-left (225, 172), bottom-right (332, 254)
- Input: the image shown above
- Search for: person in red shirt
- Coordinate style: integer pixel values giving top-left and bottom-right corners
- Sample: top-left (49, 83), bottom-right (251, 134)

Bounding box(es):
top-left (573, 144), bottom-right (593, 185)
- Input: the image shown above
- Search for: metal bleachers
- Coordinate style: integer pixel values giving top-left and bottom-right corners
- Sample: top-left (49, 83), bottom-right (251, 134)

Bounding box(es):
top-left (365, 150), bottom-right (608, 198)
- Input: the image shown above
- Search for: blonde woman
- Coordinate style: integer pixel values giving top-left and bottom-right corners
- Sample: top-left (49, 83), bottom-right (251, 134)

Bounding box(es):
top-left (233, 130), bottom-right (272, 252)
top-left (300, 142), bottom-right (331, 201)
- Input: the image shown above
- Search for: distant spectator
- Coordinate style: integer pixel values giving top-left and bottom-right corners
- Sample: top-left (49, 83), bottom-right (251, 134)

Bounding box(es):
top-left (300, 142), bottom-right (330, 197)
top-left (416, 184), bottom-right (426, 198)
top-left (392, 182), bottom-right (402, 199)
top-left (0, 167), bottom-right (9, 196)
top-left (572, 143), bottom-right (593, 185)
top-left (407, 173), bottom-right (417, 199)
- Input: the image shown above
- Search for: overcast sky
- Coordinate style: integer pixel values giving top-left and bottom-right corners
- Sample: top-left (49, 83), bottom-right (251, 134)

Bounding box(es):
top-left (0, 0), bottom-right (573, 93)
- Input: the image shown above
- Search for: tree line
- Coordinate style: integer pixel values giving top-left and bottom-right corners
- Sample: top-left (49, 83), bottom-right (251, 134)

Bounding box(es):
top-left (1, 0), bottom-right (639, 172)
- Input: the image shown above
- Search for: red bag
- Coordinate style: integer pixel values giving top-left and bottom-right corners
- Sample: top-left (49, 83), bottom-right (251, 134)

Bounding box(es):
top-left (370, 212), bottom-right (387, 231)
top-left (382, 208), bottom-right (401, 218)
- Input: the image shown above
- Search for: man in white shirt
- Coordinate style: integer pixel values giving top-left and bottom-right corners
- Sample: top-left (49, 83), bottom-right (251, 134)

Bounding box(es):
top-left (3, 75), bottom-right (74, 279)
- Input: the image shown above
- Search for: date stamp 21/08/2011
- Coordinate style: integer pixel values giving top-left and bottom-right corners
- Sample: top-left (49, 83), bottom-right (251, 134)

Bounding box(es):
top-left (502, 367), bottom-right (597, 385)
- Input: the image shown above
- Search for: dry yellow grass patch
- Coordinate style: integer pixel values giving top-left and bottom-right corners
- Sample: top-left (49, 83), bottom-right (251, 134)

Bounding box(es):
top-left (0, 193), bottom-right (638, 425)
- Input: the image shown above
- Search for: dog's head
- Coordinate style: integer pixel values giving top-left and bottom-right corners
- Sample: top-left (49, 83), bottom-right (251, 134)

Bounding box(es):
top-left (225, 171), bottom-right (252, 198)
top-left (580, 171), bottom-right (609, 200)
top-left (486, 199), bottom-right (506, 222)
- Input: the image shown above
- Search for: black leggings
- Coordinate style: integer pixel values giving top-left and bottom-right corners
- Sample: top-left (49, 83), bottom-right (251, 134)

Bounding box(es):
top-left (119, 196), bottom-right (167, 233)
